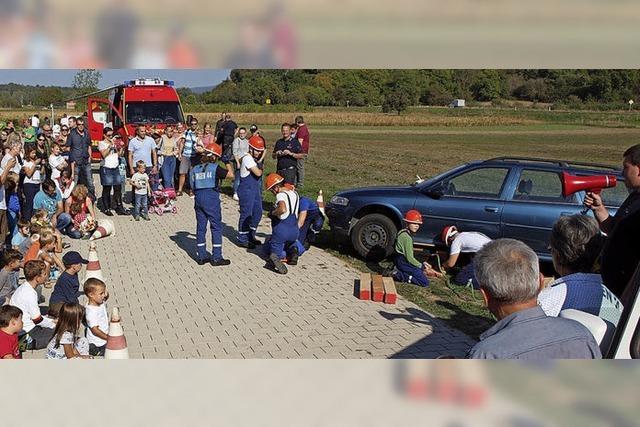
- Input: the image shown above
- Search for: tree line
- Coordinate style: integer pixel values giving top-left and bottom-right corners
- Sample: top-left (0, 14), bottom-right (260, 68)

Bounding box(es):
top-left (192, 70), bottom-right (640, 112)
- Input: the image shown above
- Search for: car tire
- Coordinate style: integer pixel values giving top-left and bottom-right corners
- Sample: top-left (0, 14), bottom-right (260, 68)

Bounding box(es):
top-left (351, 213), bottom-right (398, 260)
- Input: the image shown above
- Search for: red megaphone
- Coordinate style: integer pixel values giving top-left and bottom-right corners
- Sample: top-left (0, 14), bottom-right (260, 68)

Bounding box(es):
top-left (561, 172), bottom-right (617, 197)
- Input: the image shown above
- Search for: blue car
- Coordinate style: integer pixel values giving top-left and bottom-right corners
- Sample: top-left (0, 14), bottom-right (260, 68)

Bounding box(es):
top-left (326, 157), bottom-right (628, 261)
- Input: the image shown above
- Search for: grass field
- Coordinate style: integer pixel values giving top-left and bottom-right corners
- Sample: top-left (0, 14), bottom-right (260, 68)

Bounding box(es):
top-left (4, 106), bottom-right (638, 338)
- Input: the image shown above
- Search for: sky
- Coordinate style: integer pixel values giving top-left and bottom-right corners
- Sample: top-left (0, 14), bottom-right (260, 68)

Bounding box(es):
top-left (0, 70), bottom-right (231, 88)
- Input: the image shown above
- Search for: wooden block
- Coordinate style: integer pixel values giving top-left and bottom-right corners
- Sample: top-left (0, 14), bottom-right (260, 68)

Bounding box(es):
top-left (358, 273), bottom-right (371, 300)
top-left (372, 274), bottom-right (385, 302)
top-left (382, 277), bottom-right (397, 304)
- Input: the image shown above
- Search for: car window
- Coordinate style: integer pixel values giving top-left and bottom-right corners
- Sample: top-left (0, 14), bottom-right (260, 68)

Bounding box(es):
top-left (443, 167), bottom-right (509, 198)
top-left (601, 183), bottom-right (629, 207)
top-left (512, 169), bottom-right (575, 203)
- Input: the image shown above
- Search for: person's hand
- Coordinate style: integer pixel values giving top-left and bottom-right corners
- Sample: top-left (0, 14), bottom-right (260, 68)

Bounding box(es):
top-left (152, 166), bottom-right (158, 174)
top-left (583, 191), bottom-right (603, 210)
top-left (282, 149), bottom-right (292, 156)
top-left (6, 157), bottom-right (16, 169)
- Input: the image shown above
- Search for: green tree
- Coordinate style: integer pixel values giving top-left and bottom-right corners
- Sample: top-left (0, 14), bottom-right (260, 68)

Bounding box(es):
top-left (72, 69), bottom-right (102, 95)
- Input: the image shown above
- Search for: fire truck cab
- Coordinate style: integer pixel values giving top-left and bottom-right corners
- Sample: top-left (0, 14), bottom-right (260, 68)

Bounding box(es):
top-left (86, 78), bottom-right (185, 161)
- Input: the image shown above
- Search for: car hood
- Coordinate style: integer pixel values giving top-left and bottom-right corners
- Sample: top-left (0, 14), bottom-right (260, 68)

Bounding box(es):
top-left (333, 185), bottom-right (417, 198)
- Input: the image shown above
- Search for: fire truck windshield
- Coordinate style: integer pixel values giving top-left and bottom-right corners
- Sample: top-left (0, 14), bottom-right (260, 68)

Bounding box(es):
top-left (125, 102), bottom-right (184, 125)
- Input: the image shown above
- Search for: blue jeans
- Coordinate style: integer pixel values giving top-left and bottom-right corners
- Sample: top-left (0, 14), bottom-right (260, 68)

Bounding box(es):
top-left (22, 182), bottom-right (41, 221)
top-left (73, 162), bottom-right (95, 198)
top-left (56, 213), bottom-right (82, 239)
top-left (7, 210), bottom-right (18, 239)
top-left (160, 155), bottom-right (177, 189)
top-left (134, 193), bottom-right (148, 217)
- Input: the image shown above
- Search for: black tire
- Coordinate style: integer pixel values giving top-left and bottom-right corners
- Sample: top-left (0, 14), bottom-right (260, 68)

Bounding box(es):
top-left (351, 213), bottom-right (398, 260)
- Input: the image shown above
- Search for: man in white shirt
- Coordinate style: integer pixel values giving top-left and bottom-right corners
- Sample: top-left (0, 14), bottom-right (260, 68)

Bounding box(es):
top-left (9, 260), bottom-right (55, 350)
top-left (441, 225), bottom-right (492, 288)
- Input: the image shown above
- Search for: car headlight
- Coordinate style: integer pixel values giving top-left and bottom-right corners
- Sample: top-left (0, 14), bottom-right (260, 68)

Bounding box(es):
top-left (330, 195), bottom-right (349, 206)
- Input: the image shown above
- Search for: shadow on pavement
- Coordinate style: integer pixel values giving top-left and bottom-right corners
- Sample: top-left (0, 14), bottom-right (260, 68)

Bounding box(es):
top-left (169, 231), bottom-right (199, 262)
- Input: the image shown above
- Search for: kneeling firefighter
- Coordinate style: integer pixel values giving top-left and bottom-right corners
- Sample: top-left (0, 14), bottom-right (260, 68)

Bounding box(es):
top-left (265, 173), bottom-right (300, 274)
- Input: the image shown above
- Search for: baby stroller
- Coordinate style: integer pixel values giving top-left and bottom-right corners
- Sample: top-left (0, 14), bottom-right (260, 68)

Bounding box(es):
top-left (151, 188), bottom-right (178, 215)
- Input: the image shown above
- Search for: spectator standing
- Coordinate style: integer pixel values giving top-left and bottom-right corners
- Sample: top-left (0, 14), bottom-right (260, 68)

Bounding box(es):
top-left (1, 140), bottom-right (22, 175)
top-left (48, 143), bottom-right (68, 183)
top-left (214, 113), bottom-right (226, 143)
top-left (98, 128), bottom-right (126, 215)
top-left (584, 144), bottom-right (640, 298)
top-left (177, 118), bottom-right (199, 196)
top-left (127, 125), bottom-right (158, 192)
top-left (131, 160), bottom-right (151, 221)
top-left (66, 118), bottom-right (95, 200)
top-left (21, 145), bottom-right (45, 221)
top-left (83, 278), bottom-right (110, 356)
top-left (466, 239), bottom-right (602, 359)
top-left (0, 154), bottom-right (16, 247)
top-left (4, 172), bottom-right (20, 241)
top-left (232, 127), bottom-right (249, 201)
top-left (221, 114), bottom-right (238, 164)
top-left (159, 125), bottom-right (179, 189)
top-left (294, 116), bottom-right (310, 188)
top-left (272, 123), bottom-right (303, 185)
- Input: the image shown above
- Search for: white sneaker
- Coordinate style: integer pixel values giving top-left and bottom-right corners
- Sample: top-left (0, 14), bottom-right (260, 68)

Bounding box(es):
top-left (233, 193), bottom-right (239, 201)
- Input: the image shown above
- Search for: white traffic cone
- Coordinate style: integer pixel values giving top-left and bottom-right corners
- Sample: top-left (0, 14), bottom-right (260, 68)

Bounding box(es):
top-left (317, 190), bottom-right (326, 216)
top-left (89, 219), bottom-right (115, 241)
top-left (85, 242), bottom-right (104, 282)
top-left (104, 307), bottom-right (129, 359)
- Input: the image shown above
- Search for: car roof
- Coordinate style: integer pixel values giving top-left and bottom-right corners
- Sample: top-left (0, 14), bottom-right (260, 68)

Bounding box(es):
top-left (480, 157), bottom-right (621, 174)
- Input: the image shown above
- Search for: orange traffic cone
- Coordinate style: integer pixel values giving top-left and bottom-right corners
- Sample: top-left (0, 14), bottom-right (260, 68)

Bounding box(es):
top-left (104, 307), bottom-right (129, 359)
top-left (85, 242), bottom-right (104, 282)
top-left (317, 190), bottom-right (326, 216)
top-left (89, 219), bottom-right (115, 241)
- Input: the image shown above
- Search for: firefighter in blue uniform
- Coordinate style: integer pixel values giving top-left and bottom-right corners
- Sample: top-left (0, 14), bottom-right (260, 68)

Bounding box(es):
top-left (297, 195), bottom-right (325, 250)
top-left (236, 135), bottom-right (265, 248)
top-left (190, 141), bottom-right (234, 266)
top-left (265, 173), bottom-right (300, 274)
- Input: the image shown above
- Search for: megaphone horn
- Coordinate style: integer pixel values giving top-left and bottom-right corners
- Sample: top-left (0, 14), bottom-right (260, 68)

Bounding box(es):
top-left (561, 172), bottom-right (617, 198)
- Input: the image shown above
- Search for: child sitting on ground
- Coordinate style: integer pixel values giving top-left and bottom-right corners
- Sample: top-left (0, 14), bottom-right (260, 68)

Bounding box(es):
top-left (130, 160), bottom-right (151, 221)
top-left (48, 251), bottom-right (89, 317)
top-left (0, 305), bottom-right (23, 359)
top-left (11, 219), bottom-right (30, 251)
top-left (35, 232), bottom-right (65, 285)
top-left (45, 302), bottom-right (92, 359)
top-left (84, 278), bottom-right (110, 357)
top-left (392, 210), bottom-right (442, 287)
top-left (0, 250), bottom-right (22, 305)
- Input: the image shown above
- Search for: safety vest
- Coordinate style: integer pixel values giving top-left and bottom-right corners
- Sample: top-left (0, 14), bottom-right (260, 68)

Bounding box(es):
top-left (191, 163), bottom-right (218, 190)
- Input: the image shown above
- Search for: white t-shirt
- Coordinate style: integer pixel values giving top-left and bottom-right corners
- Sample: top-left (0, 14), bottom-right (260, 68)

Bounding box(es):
top-left (9, 282), bottom-right (55, 333)
top-left (60, 117), bottom-right (69, 127)
top-left (98, 140), bottom-right (119, 169)
top-left (449, 232), bottom-right (492, 256)
top-left (1, 154), bottom-right (22, 175)
top-left (22, 161), bottom-right (42, 185)
top-left (85, 303), bottom-right (108, 347)
top-left (131, 172), bottom-right (150, 195)
top-left (31, 116), bottom-right (40, 128)
top-left (275, 190), bottom-right (299, 220)
top-left (49, 154), bottom-right (66, 180)
top-left (46, 331), bottom-right (75, 359)
top-left (239, 155), bottom-right (257, 178)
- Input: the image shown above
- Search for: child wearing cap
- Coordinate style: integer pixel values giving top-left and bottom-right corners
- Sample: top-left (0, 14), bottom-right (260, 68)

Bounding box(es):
top-left (392, 210), bottom-right (442, 287)
top-left (48, 251), bottom-right (89, 317)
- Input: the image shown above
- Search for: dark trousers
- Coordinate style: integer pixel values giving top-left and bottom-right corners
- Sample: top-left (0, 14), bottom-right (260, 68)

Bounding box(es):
top-left (22, 182), bottom-right (40, 220)
top-left (277, 167), bottom-right (296, 185)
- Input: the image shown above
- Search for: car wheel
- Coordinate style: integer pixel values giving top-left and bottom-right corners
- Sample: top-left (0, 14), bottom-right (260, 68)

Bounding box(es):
top-left (351, 213), bottom-right (397, 260)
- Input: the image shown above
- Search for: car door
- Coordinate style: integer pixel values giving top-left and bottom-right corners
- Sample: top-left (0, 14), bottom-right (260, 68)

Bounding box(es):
top-left (501, 167), bottom-right (583, 259)
top-left (414, 166), bottom-right (512, 245)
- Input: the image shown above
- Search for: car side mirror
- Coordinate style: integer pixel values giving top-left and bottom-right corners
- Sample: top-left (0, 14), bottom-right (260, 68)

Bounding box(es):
top-left (424, 185), bottom-right (444, 199)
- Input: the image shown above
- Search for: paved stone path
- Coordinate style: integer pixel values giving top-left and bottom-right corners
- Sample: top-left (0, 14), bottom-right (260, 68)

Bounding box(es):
top-left (27, 179), bottom-right (476, 359)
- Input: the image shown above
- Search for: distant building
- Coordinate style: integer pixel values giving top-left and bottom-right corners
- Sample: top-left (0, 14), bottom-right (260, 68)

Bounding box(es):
top-left (450, 99), bottom-right (465, 108)
top-left (66, 101), bottom-right (77, 110)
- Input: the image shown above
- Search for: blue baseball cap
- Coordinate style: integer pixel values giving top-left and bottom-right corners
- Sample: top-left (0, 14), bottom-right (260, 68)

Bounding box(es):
top-left (62, 251), bottom-right (89, 266)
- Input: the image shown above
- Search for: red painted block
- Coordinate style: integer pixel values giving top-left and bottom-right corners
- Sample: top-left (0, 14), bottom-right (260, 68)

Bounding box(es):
top-left (382, 277), bottom-right (397, 304)
top-left (372, 275), bottom-right (385, 302)
top-left (358, 273), bottom-right (371, 300)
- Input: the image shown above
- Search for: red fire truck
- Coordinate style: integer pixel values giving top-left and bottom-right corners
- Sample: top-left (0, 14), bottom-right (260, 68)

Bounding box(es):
top-left (86, 78), bottom-right (185, 161)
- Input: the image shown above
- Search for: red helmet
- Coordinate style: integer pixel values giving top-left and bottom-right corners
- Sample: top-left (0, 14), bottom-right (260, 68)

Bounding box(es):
top-left (248, 135), bottom-right (265, 152)
top-left (403, 209), bottom-right (423, 224)
top-left (204, 142), bottom-right (222, 157)
top-left (265, 173), bottom-right (284, 190)
top-left (441, 225), bottom-right (458, 246)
